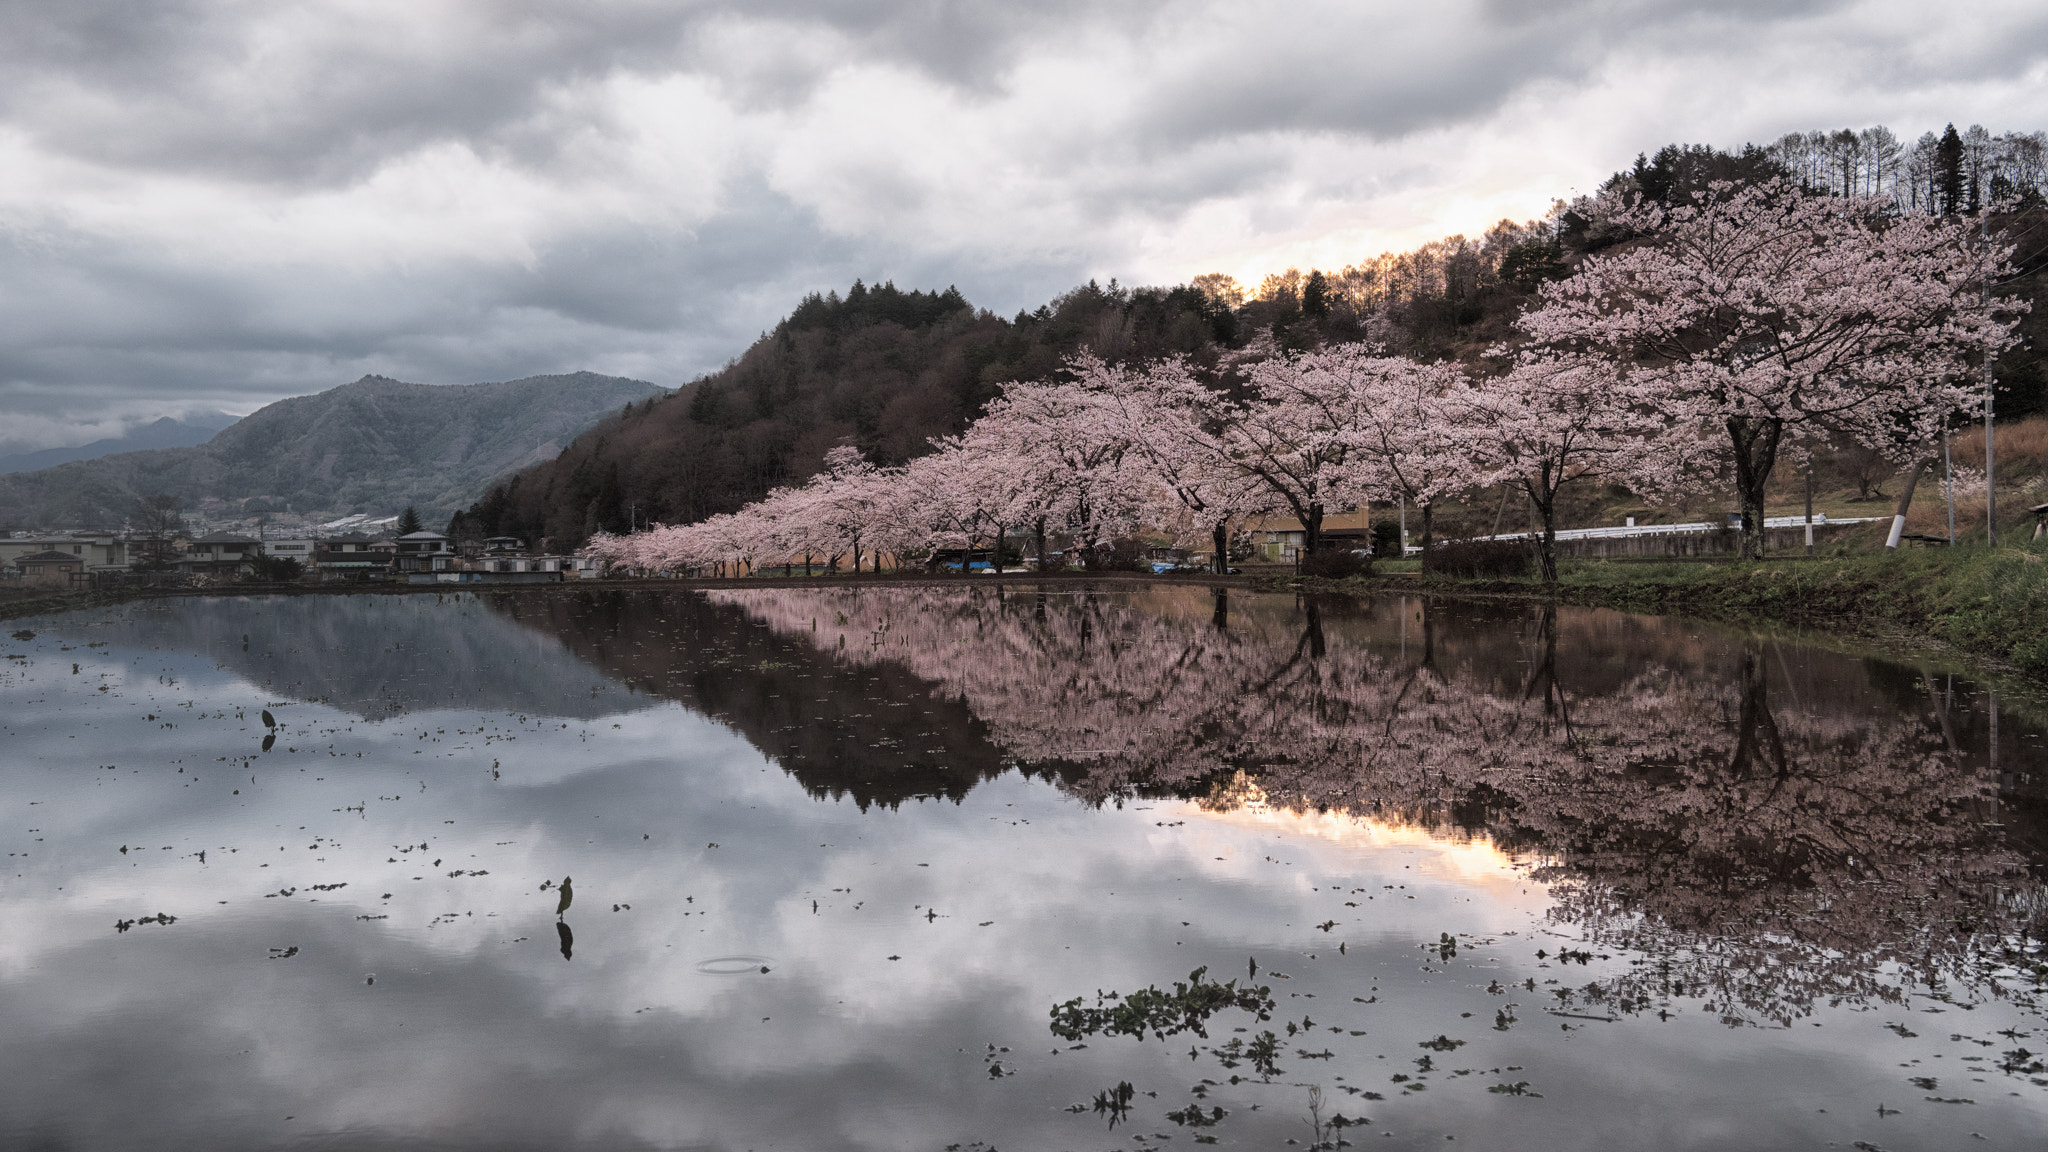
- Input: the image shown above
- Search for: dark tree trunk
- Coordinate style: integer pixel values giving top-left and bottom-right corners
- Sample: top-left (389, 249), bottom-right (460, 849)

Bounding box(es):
top-left (1418, 500), bottom-right (1435, 573)
top-left (1302, 597), bottom-right (1326, 660)
top-left (1035, 517), bottom-right (1048, 574)
top-left (1303, 502), bottom-right (1325, 555)
top-left (1420, 599), bottom-right (1437, 673)
top-left (1528, 479), bottom-right (1560, 584)
top-left (1729, 651), bottom-right (1789, 779)
top-left (1212, 521), bottom-right (1229, 574)
top-left (1727, 414), bottom-right (1784, 561)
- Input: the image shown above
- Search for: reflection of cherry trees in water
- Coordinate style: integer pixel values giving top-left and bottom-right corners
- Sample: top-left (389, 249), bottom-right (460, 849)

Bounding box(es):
top-left (1513, 652), bottom-right (2031, 1026)
top-left (488, 589), bottom-right (1016, 808)
top-left (707, 585), bottom-right (2048, 1024)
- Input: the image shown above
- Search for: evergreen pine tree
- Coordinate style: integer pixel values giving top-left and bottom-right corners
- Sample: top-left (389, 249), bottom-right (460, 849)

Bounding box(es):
top-left (397, 506), bottom-right (423, 535)
top-left (1936, 124), bottom-right (1965, 215)
top-left (1301, 270), bottom-right (1331, 318)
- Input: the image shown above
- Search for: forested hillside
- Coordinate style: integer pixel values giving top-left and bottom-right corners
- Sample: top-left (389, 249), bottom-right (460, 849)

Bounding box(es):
top-left (454, 281), bottom-right (1240, 545)
top-left (463, 121), bottom-right (2047, 549)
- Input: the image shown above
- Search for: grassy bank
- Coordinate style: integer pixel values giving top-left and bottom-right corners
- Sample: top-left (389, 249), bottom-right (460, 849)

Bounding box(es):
top-left (15, 551), bottom-right (2048, 676)
top-left (1302, 545), bottom-right (2048, 675)
top-left (0, 586), bottom-right (153, 623)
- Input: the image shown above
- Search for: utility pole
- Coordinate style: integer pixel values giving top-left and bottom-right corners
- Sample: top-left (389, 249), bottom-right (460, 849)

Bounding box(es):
top-left (1944, 424), bottom-right (1956, 546)
top-left (1804, 465), bottom-right (1815, 555)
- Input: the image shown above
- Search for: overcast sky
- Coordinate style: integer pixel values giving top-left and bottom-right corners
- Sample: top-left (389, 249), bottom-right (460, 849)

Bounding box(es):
top-left (0, 0), bottom-right (2042, 450)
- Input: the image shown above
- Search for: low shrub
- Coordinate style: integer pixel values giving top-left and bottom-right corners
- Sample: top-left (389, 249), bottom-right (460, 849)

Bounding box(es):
top-left (246, 555), bottom-right (305, 581)
top-left (1299, 549), bottom-right (1372, 579)
top-left (1083, 537), bottom-right (1147, 572)
top-left (1370, 520), bottom-right (1403, 558)
top-left (1428, 539), bottom-right (1531, 579)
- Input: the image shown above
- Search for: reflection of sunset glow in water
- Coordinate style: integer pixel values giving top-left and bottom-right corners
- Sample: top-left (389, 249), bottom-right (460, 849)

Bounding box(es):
top-left (1179, 774), bottom-right (1537, 899)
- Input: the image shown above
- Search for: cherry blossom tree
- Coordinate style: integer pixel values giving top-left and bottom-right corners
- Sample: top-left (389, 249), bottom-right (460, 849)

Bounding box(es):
top-left (1515, 180), bottom-right (2022, 559)
top-left (1335, 355), bottom-right (1478, 567)
top-left (1220, 344), bottom-right (1385, 555)
top-left (890, 438), bottom-right (1037, 570)
top-left (1463, 357), bottom-right (1705, 582)
top-left (962, 366), bottom-right (1147, 568)
top-left (812, 444), bottom-right (896, 573)
top-left (1094, 340), bottom-right (1437, 557)
top-left (1062, 354), bottom-right (1266, 573)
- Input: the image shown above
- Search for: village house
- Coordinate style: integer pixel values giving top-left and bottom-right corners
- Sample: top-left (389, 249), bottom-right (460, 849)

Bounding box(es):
top-left (1241, 509), bottom-right (1381, 562)
top-left (261, 537), bottom-right (315, 563)
top-left (392, 531), bottom-right (456, 573)
top-left (13, 549), bottom-right (88, 587)
top-left (178, 534), bottom-right (262, 576)
top-left (0, 533), bottom-right (130, 574)
top-left (408, 550), bottom-right (599, 584)
top-left (312, 533), bottom-right (395, 580)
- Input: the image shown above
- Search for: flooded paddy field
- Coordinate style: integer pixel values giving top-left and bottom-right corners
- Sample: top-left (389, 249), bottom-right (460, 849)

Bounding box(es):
top-left (3, 584), bottom-right (2046, 1151)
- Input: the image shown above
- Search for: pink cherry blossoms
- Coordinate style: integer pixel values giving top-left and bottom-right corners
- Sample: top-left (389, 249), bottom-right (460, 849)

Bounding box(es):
top-left (588, 183), bottom-right (2022, 578)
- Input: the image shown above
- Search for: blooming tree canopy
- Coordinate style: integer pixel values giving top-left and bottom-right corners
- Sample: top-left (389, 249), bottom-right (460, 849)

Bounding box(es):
top-left (1465, 356), bottom-right (1706, 581)
top-left (1515, 179), bottom-right (2022, 558)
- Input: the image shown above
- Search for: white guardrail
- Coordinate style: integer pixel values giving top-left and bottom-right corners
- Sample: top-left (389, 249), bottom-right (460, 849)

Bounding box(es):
top-left (1473, 515), bottom-right (1883, 545)
top-left (1390, 515), bottom-right (1885, 552)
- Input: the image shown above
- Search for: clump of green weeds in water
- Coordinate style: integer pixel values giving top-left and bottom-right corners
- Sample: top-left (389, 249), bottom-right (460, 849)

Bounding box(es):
top-left (1208, 1030), bottom-right (1284, 1078)
top-left (1166, 1103), bottom-right (1226, 1127)
top-left (1089, 1080), bottom-right (1134, 1128)
top-left (1050, 968), bottom-right (1288, 1141)
top-left (1048, 966), bottom-right (1275, 1042)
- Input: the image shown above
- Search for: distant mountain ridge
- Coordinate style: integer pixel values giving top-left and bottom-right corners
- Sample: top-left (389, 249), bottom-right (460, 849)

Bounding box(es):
top-left (0, 413), bottom-right (239, 475)
top-left (0, 372), bottom-right (663, 529)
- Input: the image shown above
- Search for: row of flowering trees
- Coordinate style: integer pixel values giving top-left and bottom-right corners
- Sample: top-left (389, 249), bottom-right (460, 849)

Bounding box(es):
top-left (591, 182), bottom-right (2024, 580)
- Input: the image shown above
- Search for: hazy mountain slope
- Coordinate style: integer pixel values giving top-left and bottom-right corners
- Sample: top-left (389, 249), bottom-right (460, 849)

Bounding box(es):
top-left (0, 413), bottom-right (237, 475)
top-left (0, 372), bottom-right (662, 528)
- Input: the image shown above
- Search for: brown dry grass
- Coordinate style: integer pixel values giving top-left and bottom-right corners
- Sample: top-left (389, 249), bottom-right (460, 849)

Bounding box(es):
top-left (1945, 416), bottom-right (2048, 476)
top-left (1868, 417), bottom-right (2048, 538)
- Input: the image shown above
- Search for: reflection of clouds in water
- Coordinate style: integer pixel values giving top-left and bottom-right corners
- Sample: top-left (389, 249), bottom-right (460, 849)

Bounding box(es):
top-left (36, 593), bottom-right (658, 720)
top-left (0, 694), bottom-right (1516, 1148)
top-left (5, 590), bottom-right (2048, 1150)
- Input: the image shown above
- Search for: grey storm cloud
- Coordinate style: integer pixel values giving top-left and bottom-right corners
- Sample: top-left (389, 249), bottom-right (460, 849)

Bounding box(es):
top-left (0, 0), bottom-right (2040, 449)
top-left (0, 0), bottom-right (1128, 184)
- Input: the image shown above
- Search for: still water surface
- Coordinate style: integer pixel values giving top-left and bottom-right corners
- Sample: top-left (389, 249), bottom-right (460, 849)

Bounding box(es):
top-left (3, 585), bottom-right (2046, 1150)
